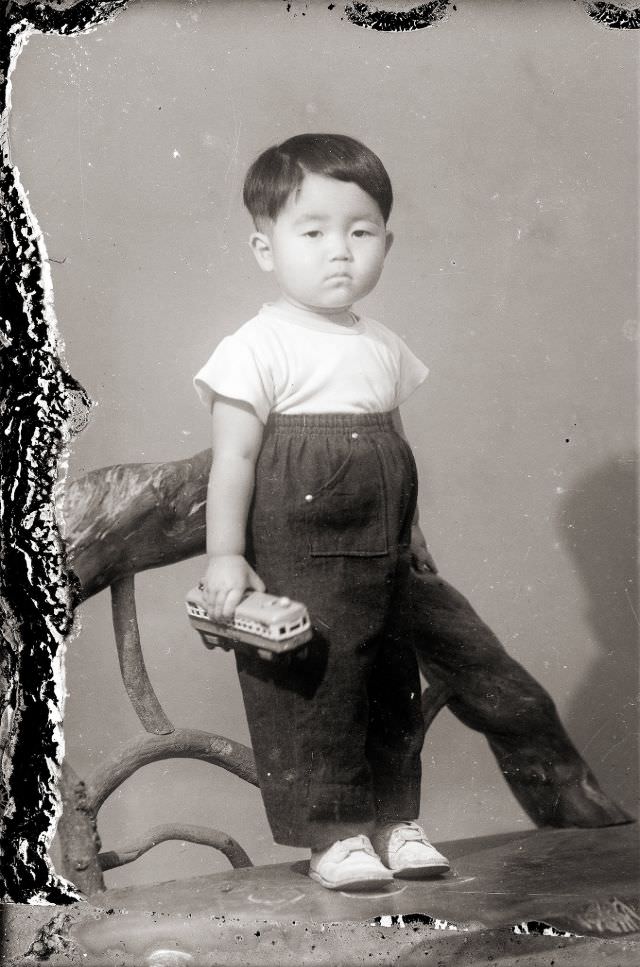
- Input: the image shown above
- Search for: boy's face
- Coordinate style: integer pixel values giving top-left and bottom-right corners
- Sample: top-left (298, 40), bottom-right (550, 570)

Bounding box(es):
top-left (250, 172), bottom-right (393, 313)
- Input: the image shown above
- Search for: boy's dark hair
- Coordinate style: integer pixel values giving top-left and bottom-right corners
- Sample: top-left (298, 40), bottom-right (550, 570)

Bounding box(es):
top-left (243, 133), bottom-right (393, 225)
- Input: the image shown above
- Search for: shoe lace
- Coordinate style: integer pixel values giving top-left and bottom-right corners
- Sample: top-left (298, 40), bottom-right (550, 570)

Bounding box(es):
top-left (396, 827), bottom-right (428, 844)
top-left (381, 822), bottom-right (429, 846)
top-left (336, 835), bottom-right (377, 858)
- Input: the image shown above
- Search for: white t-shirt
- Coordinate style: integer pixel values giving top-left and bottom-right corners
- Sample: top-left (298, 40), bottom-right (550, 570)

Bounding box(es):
top-left (194, 302), bottom-right (428, 424)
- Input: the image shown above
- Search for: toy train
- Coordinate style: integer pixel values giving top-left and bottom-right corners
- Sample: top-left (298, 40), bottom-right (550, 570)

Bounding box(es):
top-left (186, 586), bottom-right (312, 660)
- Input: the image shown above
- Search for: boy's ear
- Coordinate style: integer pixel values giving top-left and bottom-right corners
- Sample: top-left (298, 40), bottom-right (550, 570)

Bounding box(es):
top-left (384, 229), bottom-right (394, 256)
top-left (249, 232), bottom-right (274, 272)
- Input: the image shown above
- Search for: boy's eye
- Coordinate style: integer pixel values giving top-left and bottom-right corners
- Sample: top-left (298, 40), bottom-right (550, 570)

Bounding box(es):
top-left (303, 230), bottom-right (322, 238)
top-left (352, 230), bottom-right (373, 238)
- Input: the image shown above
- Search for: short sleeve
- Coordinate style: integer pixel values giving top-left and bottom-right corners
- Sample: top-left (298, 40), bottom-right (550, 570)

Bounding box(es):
top-left (395, 338), bottom-right (429, 406)
top-left (194, 335), bottom-right (274, 424)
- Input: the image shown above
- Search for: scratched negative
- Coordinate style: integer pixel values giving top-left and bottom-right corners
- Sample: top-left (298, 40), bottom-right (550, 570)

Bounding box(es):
top-left (0, 0), bottom-right (132, 904)
top-left (0, 7), bottom-right (637, 967)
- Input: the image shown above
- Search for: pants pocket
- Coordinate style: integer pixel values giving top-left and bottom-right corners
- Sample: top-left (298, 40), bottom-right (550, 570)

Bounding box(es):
top-left (306, 442), bottom-right (388, 557)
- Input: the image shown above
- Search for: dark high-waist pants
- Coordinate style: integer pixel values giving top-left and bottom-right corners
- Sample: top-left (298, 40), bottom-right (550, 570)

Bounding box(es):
top-left (237, 413), bottom-right (425, 848)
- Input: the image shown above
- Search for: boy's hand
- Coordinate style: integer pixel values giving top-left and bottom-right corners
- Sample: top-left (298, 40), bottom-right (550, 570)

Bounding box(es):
top-left (201, 555), bottom-right (265, 621)
top-left (410, 523), bottom-right (438, 575)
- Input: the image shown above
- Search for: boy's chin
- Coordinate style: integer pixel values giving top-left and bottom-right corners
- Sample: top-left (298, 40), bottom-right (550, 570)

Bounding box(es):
top-left (286, 296), bottom-right (354, 313)
top-left (316, 291), bottom-right (360, 310)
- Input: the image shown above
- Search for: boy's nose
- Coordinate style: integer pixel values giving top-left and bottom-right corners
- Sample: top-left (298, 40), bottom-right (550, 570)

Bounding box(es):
top-left (329, 237), bottom-right (352, 260)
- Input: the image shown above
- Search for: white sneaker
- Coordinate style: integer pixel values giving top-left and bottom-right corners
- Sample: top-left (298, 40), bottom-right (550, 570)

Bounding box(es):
top-left (309, 834), bottom-right (394, 891)
top-left (372, 821), bottom-right (450, 878)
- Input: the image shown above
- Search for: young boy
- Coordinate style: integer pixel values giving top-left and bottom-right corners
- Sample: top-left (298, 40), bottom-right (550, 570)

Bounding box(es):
top-left (194, 134), bottom-right (449, 891)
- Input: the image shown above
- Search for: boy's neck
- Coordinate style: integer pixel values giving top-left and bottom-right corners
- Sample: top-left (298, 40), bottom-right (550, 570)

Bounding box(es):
top-left (273, 297), bottom-right (356, 328)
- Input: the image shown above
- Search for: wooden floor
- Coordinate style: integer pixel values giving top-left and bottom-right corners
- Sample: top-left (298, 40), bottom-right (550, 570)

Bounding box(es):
top-left (2, 824), bottom-right (639, 966)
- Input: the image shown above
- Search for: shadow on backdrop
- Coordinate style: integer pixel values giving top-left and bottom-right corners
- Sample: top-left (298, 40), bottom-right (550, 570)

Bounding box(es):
top-left (558, 452), bottom-right (639, 817)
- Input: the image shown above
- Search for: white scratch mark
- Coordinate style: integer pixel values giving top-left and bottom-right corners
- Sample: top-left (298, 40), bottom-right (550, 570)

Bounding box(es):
top-left (600, 735), bottom-right (632, 764)
top-left (624, 587), bottom-right (639, 628)
top-left (580, 719), bottom-right (609, 755)
top-left (76, 86), bottom-right (87, 238)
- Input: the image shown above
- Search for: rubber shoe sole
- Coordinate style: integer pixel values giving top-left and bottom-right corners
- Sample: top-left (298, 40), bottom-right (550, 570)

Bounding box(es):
top-left (391, 858), bottom-right (450, 878)
top-left (309, 867), bottom-right (394, 891)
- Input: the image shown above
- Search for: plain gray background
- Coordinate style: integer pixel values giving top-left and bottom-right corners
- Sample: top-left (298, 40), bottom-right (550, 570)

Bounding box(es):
top-left (10, 0), bottom-right (638, 889)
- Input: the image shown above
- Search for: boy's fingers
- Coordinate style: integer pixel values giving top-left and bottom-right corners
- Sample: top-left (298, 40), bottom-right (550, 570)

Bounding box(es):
top-left (209, 589), bottom-right (227, 620)
top-left (423, 547), bottom-right (438, 573)
top-left (411, 549), bottom-right (438, 574)
top-left (249, 569), bottom-right (266, 592)
top-left (222, 586), bottom-right (245, 620)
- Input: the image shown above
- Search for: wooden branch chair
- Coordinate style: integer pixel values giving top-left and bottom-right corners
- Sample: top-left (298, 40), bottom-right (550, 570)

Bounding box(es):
top-left (57, 450), bottom-right (630, 895)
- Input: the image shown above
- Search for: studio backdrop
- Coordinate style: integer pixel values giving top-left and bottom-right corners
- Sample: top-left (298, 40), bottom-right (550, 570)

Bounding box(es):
top-left (9, 0), bottom-right (637, 889)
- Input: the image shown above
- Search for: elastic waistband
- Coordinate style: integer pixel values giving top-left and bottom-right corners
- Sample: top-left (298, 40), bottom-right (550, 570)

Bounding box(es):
top-left (265, 412), bottom-right (394, 434)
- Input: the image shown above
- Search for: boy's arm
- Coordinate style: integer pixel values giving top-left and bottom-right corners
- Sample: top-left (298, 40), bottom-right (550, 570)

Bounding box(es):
top-left (202, 396), bottom-right (266, 619)
top-left (390, 408), bottom-right (438, 575)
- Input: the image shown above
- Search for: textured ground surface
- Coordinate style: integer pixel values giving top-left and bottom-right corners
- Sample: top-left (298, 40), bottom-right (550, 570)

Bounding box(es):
top-left (2, 826), bottom-right (638, 965)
